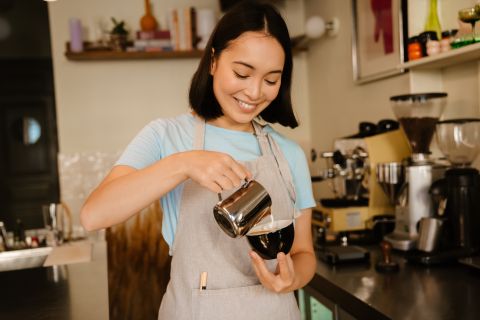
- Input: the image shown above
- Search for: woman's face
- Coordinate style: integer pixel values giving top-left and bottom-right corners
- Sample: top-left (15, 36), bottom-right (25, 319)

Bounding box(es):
top-left (209, 31), bottom-right (285, 132)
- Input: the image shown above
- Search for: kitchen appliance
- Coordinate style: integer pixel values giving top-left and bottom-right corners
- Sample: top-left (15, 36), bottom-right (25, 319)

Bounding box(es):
top-left (409, 118), bottom-right (480, 264)
top-left (383, 93), bottom-right (447, 251)
top-left (317, 244), bottom-right (370, 265)
top-left (314, 127), bottom-right (411, 239)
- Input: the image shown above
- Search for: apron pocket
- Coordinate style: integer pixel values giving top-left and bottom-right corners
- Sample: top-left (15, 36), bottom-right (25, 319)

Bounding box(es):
top-left (191, 284), bottom-right (299, 320)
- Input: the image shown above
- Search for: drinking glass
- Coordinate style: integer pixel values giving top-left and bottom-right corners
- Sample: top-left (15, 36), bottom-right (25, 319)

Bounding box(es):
top-left (458, 7), bottom-right (480, 44)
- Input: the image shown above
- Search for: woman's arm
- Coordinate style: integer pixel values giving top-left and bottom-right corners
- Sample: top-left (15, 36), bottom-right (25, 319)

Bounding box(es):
top-left (81, 150), bottom-right (251, 231)
top-left (250, 208), bottom-right (317, 293)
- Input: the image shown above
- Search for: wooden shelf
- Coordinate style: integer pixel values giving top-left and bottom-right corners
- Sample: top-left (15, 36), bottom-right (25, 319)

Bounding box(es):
top-left (65, 49), bottom-right (204, 61)
top-left (399, 42), bottom-right (480, 70)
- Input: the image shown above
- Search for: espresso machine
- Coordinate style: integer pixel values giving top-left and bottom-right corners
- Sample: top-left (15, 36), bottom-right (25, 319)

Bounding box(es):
top-left (408, 118), bottom-right (480, 264)
top-left (382, 93), bottom-right (448, 251)
top-left (314, 125), bottom-right (411, 242)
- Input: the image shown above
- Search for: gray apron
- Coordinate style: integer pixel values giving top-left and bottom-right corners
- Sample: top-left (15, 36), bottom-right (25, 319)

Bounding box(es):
top-left (158, 118), bottom-right (301, 320)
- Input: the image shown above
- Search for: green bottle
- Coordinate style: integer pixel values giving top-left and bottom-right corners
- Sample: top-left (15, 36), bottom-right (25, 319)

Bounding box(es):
top-left (424, 0), bottom-right (442, 40)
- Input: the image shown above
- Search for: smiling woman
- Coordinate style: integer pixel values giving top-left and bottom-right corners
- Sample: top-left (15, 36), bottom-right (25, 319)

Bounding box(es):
top-left (81, 2), bottom-right (316, 319)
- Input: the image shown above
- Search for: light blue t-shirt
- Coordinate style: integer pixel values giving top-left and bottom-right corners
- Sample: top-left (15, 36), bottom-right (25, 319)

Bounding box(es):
top-left (116, 113), bottom-right (315, 249)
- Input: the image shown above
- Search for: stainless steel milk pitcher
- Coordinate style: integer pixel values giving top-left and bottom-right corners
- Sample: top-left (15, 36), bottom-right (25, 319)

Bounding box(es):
top-left (213, 180), bottom-right (272, 238)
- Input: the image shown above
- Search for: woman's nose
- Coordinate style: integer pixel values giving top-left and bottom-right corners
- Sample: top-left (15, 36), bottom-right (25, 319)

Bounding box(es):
top-left (244, 79), bottom-right (262, 100)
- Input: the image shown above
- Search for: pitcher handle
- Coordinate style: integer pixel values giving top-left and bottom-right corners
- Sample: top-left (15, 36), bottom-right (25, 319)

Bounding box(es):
top-left (217, 178), bottom-right (251, 202)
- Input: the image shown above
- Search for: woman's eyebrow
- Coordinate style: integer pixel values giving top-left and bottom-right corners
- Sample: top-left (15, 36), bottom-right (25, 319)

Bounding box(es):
top-left (233, 61), bottom-right (282, 74)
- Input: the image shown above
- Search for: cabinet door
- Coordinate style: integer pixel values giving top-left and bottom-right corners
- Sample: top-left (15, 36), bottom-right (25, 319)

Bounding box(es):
top-left (0, 96), bottom-right (59, 229)
top-left (299, 286), bottom-right (337, 320)
top-left (337, 307), bottom-right (357, 320)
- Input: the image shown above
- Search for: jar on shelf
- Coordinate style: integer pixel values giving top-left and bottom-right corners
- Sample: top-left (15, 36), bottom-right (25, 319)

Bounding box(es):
top-left (419, 31), bottom-right (440, 56)
top-left (408, 36), bottom-right (423, 61)
top-left (440, 29), bottom-right (458, 52)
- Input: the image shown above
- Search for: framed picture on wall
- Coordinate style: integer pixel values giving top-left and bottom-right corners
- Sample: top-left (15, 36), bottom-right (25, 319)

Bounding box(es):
top-left (351, 0), bottom-right (408, 84)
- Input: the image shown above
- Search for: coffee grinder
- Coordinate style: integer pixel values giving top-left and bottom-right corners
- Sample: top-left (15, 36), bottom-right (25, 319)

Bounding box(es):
top-left (410, 118), bottom-right (480, 264)
top-left (384, 93), bottom-right (448, 251)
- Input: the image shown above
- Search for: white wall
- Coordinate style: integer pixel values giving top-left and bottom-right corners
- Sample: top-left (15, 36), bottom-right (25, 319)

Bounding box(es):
top-left (48, 0), bottom-right (216, 154)
top-left (303, 0), bottom-right (410, 196)
top-left (47, 0), bottom-right (311, 154)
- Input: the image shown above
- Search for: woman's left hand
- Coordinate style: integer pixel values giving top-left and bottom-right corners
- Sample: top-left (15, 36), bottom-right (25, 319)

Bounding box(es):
top-left (249, 251), bottom-right (297, 293)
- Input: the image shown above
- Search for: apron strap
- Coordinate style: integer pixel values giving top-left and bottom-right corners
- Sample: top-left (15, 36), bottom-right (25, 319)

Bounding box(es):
top-left (252, 119), bottom-right (270, 155)
top-left (193, 116), bottom-right (205, 150)
top-left (252, 120), bottom-right (297, 205)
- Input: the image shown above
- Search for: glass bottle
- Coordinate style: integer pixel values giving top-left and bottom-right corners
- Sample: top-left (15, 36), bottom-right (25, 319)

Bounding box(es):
top-left (140, 0), bottom-right (158, 32)
top-left (424, 0), bottom-right (442, 40)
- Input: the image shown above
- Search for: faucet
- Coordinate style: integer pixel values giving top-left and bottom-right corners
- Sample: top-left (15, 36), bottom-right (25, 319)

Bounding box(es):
top-left (0, 221), bottom-right (9, 250)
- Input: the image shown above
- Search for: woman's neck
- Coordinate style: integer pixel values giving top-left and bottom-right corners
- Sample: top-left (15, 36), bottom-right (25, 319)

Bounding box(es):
top-left (206, 117), bottom-right (255, 134)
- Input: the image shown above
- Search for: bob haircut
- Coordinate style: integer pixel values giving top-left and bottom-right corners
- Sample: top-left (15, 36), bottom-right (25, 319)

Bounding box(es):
top-left (189, 1), bottom-right (298, 128)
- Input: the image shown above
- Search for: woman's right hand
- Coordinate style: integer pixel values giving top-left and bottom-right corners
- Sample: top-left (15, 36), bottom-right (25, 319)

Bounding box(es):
top-left (180, 150), bottom-right (252, 193)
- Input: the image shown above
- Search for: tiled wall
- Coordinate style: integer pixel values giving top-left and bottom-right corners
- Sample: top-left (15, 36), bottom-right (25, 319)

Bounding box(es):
top-left (58, 151), bottom-right (121, 227)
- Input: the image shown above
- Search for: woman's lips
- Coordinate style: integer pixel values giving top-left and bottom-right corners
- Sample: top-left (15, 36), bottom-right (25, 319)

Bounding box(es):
top-left (235, 98), bottom-right (257, 113)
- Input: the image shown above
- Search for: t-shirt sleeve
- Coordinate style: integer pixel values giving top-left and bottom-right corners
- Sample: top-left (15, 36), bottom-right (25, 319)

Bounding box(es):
top-left (289, 143), bottom-right (316, 212)
top-left (115, 122), bottom-right (163, 170)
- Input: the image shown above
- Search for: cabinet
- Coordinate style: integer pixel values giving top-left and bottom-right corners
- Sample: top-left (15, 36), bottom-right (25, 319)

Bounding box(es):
top-left (298, 285), bottom-right (356, 320)
top-left (0, 59), bottom-right (60, 230)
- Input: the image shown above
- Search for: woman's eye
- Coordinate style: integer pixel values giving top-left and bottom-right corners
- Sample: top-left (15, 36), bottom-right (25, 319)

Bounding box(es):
top-left (234, 71), bottom-right (248, 79)
top-left (265, 79), bottom-right (278, 86)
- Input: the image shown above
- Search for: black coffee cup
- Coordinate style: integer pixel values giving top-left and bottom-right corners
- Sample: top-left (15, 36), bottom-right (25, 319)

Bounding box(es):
top-left (246, 220), bottom-right (294, 260)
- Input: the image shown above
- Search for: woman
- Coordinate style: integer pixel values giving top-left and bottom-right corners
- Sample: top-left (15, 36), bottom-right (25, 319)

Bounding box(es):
top-left (81, 2), bottom-right (316, 319)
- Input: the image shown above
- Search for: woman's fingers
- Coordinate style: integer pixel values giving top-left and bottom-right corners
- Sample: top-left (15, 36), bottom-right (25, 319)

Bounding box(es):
top-left (214, 174), bottom-right (235, 191)
top-left (277, 253), bottom-right (294, 284)
top-left (185, 151), bottom-right (251, 193)
top-left (250, 251), bottom-right (296, 293)
top-left (230, 161), bottom-right (252, 182)
top-left (220, 168), bottom-right (244, 188)
top-left (250, 251), bottom-right (276, 284)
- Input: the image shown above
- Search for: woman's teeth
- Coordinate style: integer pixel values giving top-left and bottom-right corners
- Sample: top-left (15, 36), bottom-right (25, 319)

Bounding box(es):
top-left (237, 99), bottom-right (255, 111)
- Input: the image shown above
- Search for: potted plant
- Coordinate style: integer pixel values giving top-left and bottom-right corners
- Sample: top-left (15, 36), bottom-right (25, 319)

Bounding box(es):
top-left (110, 17), bottom-right (129, 51)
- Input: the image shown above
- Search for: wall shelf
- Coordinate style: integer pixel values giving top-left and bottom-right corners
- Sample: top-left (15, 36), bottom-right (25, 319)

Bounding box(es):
top-left (64, 41), bottom-right (306, 61)
top-left (65, 49), bottom-right (204, 61)
top-left (399, 42), bottom-right (480, 71)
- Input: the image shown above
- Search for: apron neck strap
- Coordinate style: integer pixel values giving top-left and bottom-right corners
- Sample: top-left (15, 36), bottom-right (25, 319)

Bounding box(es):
top-left (193, 116), bottom-right (270, 154)
top-left (193, 116), bottom-right (206, 150)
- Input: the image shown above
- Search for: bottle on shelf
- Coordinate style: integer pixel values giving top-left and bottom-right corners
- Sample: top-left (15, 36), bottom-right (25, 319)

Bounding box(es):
top-left (424, 0), bottom-right (442, 40)
top-left (140, 0), bottom-right (158, 32)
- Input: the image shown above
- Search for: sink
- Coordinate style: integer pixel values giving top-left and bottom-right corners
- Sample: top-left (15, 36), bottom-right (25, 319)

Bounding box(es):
top-left (0, 247), bottom-right (53, 272)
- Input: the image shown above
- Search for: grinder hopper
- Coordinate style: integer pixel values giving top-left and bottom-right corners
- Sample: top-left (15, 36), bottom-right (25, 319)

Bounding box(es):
top-left (390, 93), bottom-right (447, 163)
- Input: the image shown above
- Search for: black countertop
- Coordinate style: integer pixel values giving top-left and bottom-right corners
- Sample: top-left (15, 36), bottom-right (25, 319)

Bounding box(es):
top-left (3, 241), bottom-right (480, 320)
top-left (311, 246), bottom-right (480, 320)
top-left (0, 241), bottom-right (109, 320)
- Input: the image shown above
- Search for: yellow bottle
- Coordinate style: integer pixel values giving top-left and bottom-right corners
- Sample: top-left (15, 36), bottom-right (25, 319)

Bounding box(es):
top-left (424, 0), bottom-right (442, 40)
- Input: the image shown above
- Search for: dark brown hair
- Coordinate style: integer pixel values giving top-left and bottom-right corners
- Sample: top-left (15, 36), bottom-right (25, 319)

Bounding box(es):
top-left (188, 1), bottom-right (298, 128)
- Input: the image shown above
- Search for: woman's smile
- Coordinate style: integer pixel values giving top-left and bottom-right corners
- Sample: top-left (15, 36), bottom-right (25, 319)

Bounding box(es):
top-left (234, 97), bottom-right (259, 113)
